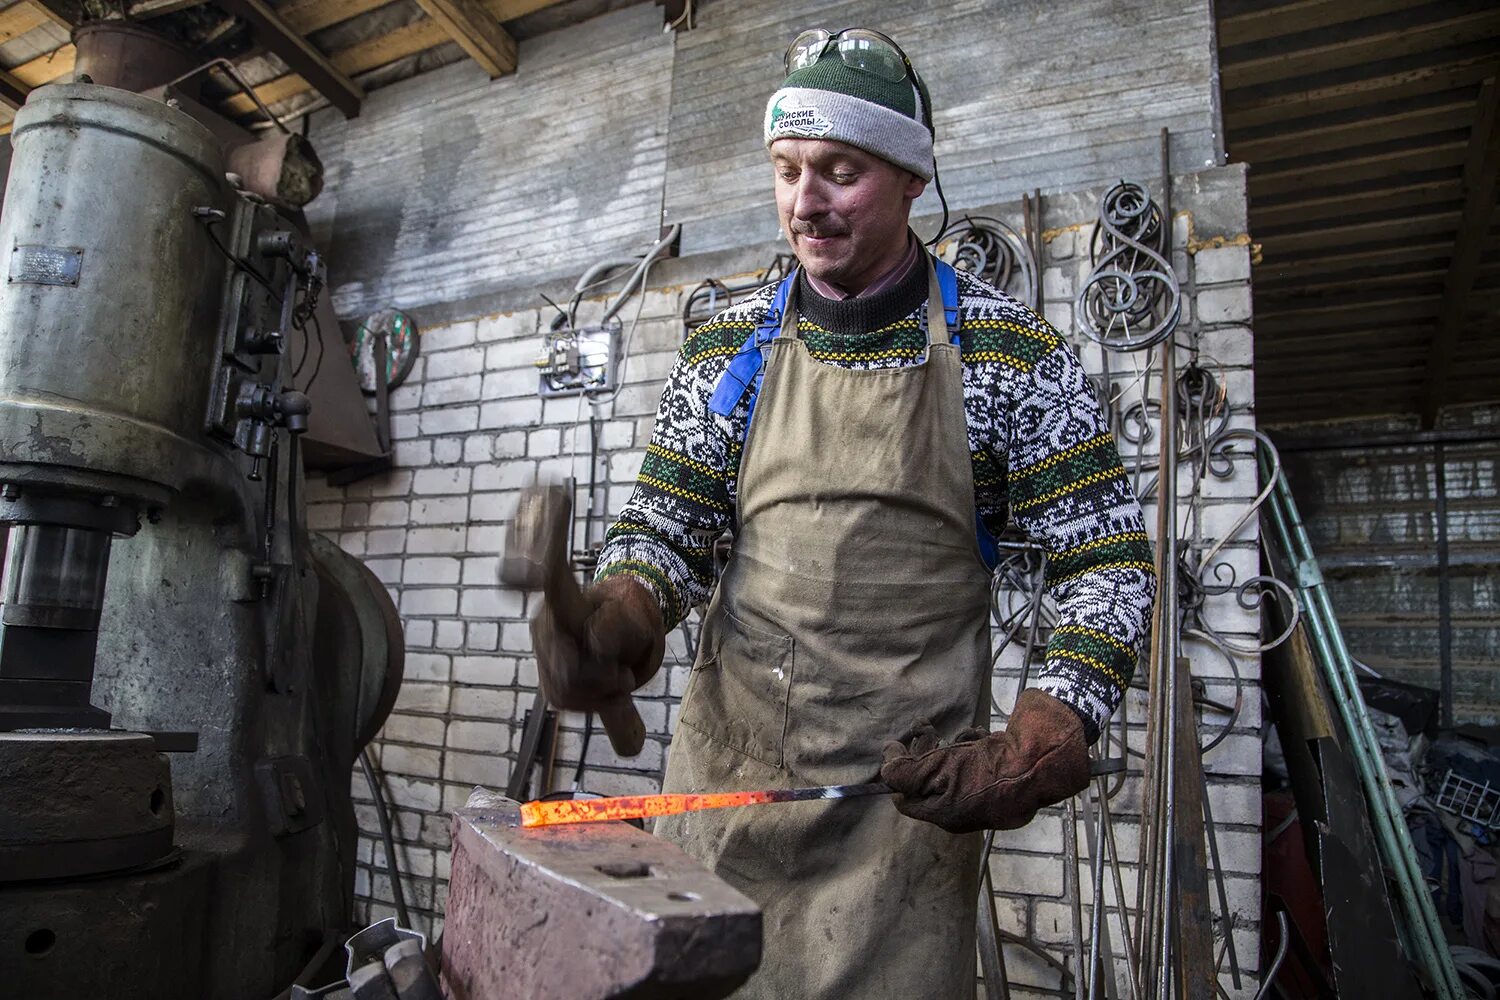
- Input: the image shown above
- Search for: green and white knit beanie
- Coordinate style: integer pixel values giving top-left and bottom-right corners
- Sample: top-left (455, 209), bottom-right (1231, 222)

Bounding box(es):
top-left (763, 45), bottom-right (934, 180)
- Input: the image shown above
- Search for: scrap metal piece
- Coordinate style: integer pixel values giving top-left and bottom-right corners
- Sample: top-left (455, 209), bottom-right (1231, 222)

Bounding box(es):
top-left (443, 788), bottom-right (761, 1000)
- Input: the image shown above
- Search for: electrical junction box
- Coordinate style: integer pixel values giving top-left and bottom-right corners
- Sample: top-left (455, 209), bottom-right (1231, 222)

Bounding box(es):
top-left (536, 321), bottom-right (623, 397)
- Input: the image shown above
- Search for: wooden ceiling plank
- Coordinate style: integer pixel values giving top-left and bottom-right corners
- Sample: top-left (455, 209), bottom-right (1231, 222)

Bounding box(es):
top-left (1253, 179), bottom-right (1464, 229)
top-left (1256, 325), bottom-right (1441, 356)
top-left (1221, 9), bottom-right (1500, 91)
top-left (1232, 100), bottom-right (1473, 162)
top-left (279, 0), bottom-right (393, 35)
top-left (281, 0), bottom-right (561, 37)
top-left (1218, 0), bottom-right (1432, 48)
top-left (1257, 291), bottom-right (1440, 317)
top-left (412, 0), bottom-right (516, 77)
top-left (24, 0), bottom-right (71, 28)
top-left (1248, 140), bottom-right (1469, 197)
top-left (1256, 303), bottom-right (1440, 334)
top-left (1260, 365), bottom-right (1429, 387)
top-left (1254, 240), bottom-right (1452, 278)
top-left (212, 0), bottom-right (363, 117)
top-left (10, 43), bottom-right (74, 88)
top-left (1225, 54), bottom-right (1500, 130)
top-left (0, 1), bottom-right (50, 42)
top-left (1420, 77), bottom-right (1500, 427)
top-left (221, 18), bottom-right (444, 115)
top-left (1257, 209), bottom-right (1461, 258)
top-left (1257, 265), bottom-right (1497, 300)
top-left (222, 0), bottom-right (566, 117)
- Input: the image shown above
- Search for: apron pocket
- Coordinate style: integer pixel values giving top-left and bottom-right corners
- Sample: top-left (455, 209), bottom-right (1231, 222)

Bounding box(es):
top-left (678, 608), bottom-right (793, 768)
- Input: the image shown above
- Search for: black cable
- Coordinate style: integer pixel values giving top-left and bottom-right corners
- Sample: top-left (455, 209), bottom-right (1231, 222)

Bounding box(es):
top-left (292, 288), bottom-right (314, 379)
top-left (585, 416), bottom-right (601, 552)
top-left (303, 309), bottom-right (328, 390)
top-left (539, 293), bottom-right (570, 330)
top-left (202, 216), bottom-right (282, 302)
top-left (359, 748), bottom-right (413, 928)
top-left (926, 164), bottom-right (951, 247)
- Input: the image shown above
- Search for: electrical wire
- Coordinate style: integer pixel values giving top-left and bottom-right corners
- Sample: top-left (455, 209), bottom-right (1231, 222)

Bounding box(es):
top-left (303, 309), bottom-right (327, 389)
top-left (359, 748), bottom-right (413, 928)
top-left (199, 212), bottom-right (283, 302)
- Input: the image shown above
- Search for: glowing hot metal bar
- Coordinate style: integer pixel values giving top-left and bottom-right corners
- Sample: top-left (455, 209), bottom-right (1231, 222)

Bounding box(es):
top-left (520, 782), bottom-right (892, 828)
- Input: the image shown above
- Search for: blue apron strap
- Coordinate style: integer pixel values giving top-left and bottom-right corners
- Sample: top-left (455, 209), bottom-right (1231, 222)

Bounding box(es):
top-left (708, 269), bottom-right (798, 419)
top-left (934, 257), bottom-right (961, 344)
top-left (933, 259), bottom-right (996, 571)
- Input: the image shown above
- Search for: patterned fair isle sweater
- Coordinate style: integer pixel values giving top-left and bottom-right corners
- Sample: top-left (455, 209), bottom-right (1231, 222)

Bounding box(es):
top-left (595, 256), bottom-right (1156, 741)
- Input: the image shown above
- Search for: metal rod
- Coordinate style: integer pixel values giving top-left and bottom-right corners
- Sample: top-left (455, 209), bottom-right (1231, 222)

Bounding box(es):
top-left (1198, 761), bottom-right (1240, 989)
top-left (519, 782), bottom-right (891, 827)
top-left (1067, 796), bottom-right (1087, 1000)
top-left (1102, 784), bottom-right (1142, 1000)
top-left (1154, 128), bottom-right (1181, 1000)
top-left (1435, 441), bottom-right (1453, 728)
top-left (978, 829), bottom-right (1013, 1000)
top-left (1083, 781), bottom-right (1113, 1000)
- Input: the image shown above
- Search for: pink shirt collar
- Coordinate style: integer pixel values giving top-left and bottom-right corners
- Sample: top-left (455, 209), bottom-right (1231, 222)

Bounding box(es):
top-left (804, 232), bottom-right (920, 300)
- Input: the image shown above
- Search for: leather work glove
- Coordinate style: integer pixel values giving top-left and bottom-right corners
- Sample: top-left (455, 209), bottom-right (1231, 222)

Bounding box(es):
top-left (880, 689), bottom-right (1091, 834)
top-left (530, 575), bottom-right (666, 712)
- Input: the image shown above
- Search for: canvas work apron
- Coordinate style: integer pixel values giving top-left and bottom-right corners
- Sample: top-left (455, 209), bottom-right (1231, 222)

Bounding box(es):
top-left (657, 257), bottom-right (994, 999)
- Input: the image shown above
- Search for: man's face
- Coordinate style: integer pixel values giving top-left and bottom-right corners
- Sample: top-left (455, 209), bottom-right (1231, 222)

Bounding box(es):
top-left (771, 138), bottom-right (927, 293)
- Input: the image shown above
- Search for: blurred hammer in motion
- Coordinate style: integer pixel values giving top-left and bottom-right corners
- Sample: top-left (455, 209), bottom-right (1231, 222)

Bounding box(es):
top-left (500, 483), bottom-right (647, 757)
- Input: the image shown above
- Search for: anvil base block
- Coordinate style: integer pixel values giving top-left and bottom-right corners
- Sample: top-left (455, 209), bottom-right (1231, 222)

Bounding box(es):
top-left (441, 789), bottom-right (761, 1000)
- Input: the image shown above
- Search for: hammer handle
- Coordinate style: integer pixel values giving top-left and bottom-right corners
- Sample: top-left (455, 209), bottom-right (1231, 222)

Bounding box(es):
top-left (597, 695), bottom-right (647, 758)
top-left (543, 561), bottom-right (647, 758)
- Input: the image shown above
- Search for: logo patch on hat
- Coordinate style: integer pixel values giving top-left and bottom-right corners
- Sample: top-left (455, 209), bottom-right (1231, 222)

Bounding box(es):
top-left (769, 95), bottom-right (834, 138)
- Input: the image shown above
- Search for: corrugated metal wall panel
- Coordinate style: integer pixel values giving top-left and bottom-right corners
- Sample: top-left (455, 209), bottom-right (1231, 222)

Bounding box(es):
top-left (1283, 436), bottom-right (1500, 720)
top-left (306, 3), bottom-right (674, 320)
top-left (664, 0), bottom-right (1219, 255)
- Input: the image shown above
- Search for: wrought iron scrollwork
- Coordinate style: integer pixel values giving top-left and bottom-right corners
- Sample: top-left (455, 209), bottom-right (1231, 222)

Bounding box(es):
top-left (937, 215), bottom-right (1038, 309)
top-left (1076, 181), bottom-right (1181, 351)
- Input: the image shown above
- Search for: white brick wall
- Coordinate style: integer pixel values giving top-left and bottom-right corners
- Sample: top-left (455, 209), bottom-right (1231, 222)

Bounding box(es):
top-left (312, 183), bottom-right (1262, 998)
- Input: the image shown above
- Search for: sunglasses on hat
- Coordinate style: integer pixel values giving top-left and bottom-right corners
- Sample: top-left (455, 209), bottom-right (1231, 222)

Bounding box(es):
top-left (783, 28), bottom-right (933, 134)
top-left (784, 27), bottom-right (913, 83)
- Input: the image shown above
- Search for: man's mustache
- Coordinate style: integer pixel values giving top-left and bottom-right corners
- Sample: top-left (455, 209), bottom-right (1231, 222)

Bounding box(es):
top-left (789, 219), bottom-right (848, 238)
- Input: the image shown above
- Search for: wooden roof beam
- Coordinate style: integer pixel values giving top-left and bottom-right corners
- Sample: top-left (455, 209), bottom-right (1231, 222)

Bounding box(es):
top-left (278, 0), bottom-right (396, 36)
top-left (1248, 139), bottom-right (1468, 197)
top-left (1257, 209), bottom-right (1462, 259)
top-left (413, 0), bottom-right (516, 77)
top-left (1420, 77), bottom-right (1500, 427)
top-left (1221, 8), bottom-right (1500, 91)
top-left (1232, 100), bottom-right (1473, 162)
top-left (1252, 179), bottom-right (1464, 229)
top-left (1225, 54), bottom-right (1500, 130)
top-left (0, 67), bottom-right (28, 110)
top-left (212, 0), bottom-right (363, 117)
top-left (1219, 0), bottom-right (1431, 48)
top-left (219, 0), bottom-right (565, 118)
